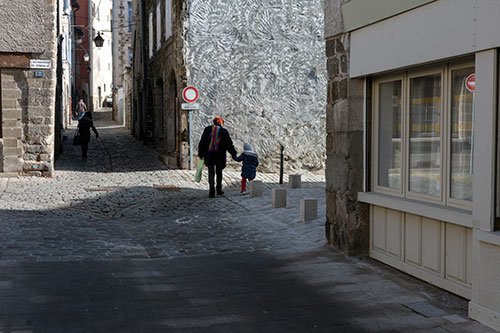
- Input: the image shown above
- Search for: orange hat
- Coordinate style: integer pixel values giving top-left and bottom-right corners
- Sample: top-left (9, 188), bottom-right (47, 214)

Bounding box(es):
top-left (213, 116), bottom-right (224, 126)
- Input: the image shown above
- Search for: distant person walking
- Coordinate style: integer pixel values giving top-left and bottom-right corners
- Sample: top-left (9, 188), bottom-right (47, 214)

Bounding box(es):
top-left (233, 142), bottom-right (259, 195)
top-left (75, 99), bottom-right (87, 119)
top-left (78, 111), bottom-right (99, 159)
top-left (198, 117), bottom-right (237, 198)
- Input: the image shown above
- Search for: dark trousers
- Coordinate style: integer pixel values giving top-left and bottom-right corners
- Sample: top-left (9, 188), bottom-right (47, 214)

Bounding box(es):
top-left (207, 165), bottom-right (223, 193)
top-left (80, 142), bottom-right (89, 158)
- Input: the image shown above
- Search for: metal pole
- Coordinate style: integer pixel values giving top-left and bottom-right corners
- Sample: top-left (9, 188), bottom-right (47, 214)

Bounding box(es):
top-left (279, 144), bottom-right (284, 184)
top-left (189, 110), bottom-right (193, 170)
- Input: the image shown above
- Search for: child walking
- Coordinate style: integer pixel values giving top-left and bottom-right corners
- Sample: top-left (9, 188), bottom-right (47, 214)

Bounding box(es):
top-left (233, 142), bottom-right (259, 195)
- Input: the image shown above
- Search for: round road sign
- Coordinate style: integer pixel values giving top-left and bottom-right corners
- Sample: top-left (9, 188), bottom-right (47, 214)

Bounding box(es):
top-left (182, 86), bottom-right (199, 103)
top-left (465, 74), bottom-right (475, 92)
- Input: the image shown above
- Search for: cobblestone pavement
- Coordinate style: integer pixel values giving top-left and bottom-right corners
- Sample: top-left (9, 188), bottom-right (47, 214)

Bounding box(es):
top-left (0, 110), bottom-right (492, 332)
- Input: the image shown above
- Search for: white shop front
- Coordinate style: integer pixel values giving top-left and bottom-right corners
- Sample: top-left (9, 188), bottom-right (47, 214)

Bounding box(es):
top-left (344, 0), bottom-right (500, 330)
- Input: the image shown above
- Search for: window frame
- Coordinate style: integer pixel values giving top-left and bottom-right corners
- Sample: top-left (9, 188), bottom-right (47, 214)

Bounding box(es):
top-left (372, 73), bottom-right (405, 197)
top-left (372, 61), bottom-right (474, 210)
top-left (446, 60), bottom-right (475, 211)
top-left (405, 65), bottom-right (445, 205)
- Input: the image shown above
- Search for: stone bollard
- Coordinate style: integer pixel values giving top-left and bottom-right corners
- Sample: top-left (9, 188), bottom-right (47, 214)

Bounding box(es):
top-left (288, 174), bottom-right (302, 189)
top-left (300, 198), bottom-right (317, 222)
top-left (249, 180), bottom-right (263, 198)
top-left (272, 188), bottom-right (286, 208)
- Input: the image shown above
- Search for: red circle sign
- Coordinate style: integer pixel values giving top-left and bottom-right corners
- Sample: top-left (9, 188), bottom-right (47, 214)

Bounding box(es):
top-left (182, 86), bottom-right (198, 103)
top-left (465, 74), bottom-right (475, 92)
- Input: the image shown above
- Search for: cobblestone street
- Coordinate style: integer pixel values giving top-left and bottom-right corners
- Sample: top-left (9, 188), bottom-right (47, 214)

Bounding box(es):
top-left (0, 111), bottom-right (492, 332)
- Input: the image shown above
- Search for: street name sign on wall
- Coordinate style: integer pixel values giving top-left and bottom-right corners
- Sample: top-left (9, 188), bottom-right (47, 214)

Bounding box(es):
top-left (182, 86), bottom-right (198, 103)
top-left (465, 74), bottom-right (475, 92)
top-left (30, 60), bottom-right (51, 69)
top-left (181, 103), bottom-right (200, 110)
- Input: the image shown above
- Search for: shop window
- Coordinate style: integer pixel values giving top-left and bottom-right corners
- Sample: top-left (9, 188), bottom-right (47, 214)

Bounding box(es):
top-left (450, 67), bottom-right (474, 201)
top-left (373, 62), bottom-right (474, 208)
top-left (377, 79), bottom-right (402, 189)
top-left (408, 73), bottom-right (442, 197)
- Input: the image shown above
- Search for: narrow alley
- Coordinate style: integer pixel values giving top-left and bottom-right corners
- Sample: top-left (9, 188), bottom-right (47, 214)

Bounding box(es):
top-left (0, 110), bottom-right (492, 332)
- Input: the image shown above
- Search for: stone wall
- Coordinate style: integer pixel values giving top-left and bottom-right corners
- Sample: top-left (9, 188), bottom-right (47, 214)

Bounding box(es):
top-left (185, 0), bottom-right (327, 173)
top-left (0, 0), bottom-right (45, 53)
top-left (142, 0), bottom-right (187, 168)
top-left (22, 0), bottom-right (57, 176)
top-left (324, 0), bottom-right (369, 255)
top-left (1, 69), bottom-right (26, 175)
top-left (0, 0), bottom-right (57, 176)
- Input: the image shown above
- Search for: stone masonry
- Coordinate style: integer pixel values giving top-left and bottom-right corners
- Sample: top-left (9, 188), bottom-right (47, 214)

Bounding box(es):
top-left (324, 0), bottom-right (369, 256)
top-left (0, 0), bottom-right (57, 177)
top-left (133, 0), bottom-right (188, 169)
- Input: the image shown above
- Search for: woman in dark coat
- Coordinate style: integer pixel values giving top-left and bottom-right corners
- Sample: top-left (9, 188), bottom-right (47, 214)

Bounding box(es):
top-left (78, 111), bottom-right (99, 159)
top-left (198, 117), bottom-right (237, 197)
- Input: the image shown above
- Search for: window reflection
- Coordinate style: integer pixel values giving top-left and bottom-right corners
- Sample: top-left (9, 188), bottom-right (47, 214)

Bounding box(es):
top-left (378, 80), bottom-right (402, 189)
top-left (409, 74), bottom-right (441, 196)
top-left (450, 68), bottom-right (474, 201)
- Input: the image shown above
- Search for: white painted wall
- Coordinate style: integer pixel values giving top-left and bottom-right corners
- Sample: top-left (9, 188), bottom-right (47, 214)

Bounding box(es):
top-left (349, 0), bottom-right (500, 77)
top-left (91, 0), bottom-right (113, 110)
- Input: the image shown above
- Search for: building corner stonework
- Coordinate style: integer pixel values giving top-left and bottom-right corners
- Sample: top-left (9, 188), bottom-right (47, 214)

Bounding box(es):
top-left (324, 0), bottom-right (369, 256)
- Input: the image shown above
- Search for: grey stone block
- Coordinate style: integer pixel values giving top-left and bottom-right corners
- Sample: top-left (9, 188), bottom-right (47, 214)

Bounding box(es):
top-left (300, 198), bottom-right (317, 222)
top-left (249, 180), bottom-right (262, 198)
top-left (288, 174), bottom-right (302, 189)
top-left (272, 188), bottom-right (286, 208)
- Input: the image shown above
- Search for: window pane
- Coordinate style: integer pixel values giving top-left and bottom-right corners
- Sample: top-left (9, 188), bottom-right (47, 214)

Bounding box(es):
top-left (378, 80), bottom-right (402, 189)
top-left (409, 74), bottom-right (441, 196)
top-left (450, 67), bottom-right (474, 201)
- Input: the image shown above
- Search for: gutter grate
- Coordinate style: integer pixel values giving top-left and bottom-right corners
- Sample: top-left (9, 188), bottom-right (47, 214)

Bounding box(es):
top-left (403, 301), bottom-right (448, 318)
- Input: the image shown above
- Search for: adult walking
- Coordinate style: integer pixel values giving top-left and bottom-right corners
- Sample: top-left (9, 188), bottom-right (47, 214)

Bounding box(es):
top-left (198, 116), bottom-right (237, 198)
top-left (75, 99), bottom-right (87, 119)
top-left (78, 111), bottom-right (99, 159)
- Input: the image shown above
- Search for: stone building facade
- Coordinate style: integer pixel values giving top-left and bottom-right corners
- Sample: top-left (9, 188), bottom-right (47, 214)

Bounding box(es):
top-left (112, 0), bottom-right (133, 124)
top-left (132, 0), bottom-right (326, 171)
top-left (324, 0), bottom-right (500, 330)
top-left (324, 0), bottom-right (368, 255)
top-left (0, 0), bottom-right (58, 176)
top-left (90, 0), bottom-right (113, 111)
top-left (132, 0), bottom-right (188, 168)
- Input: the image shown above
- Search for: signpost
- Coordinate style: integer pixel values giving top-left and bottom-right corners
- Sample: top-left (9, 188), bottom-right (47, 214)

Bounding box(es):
top-left (182, 86), bottom-right (199, 170)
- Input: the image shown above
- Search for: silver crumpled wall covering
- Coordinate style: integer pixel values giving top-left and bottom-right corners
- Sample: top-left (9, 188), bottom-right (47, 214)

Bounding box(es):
top-left (185, 0), bottom-right (327, 172)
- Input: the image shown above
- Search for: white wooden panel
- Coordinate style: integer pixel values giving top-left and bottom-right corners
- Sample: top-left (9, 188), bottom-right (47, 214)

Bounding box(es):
top-left (421, 218), bottom-right (442, 275)
top-left (466, 228), bottom-right (473, 286)
top-left (372, 206), bottom-right (387, 252)
top-left (405, 213), bottom-right (422, 266)
top-left (445, 223), bottom-right (467, 284)
top-left (386, 209), bottom-right (402, 258)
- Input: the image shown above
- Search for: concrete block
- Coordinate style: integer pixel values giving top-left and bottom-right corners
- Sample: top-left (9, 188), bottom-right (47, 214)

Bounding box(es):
top-left (300, 198), bottom-right (318, 222)
top-left (272, 188), bottom-right (286, 208)
top-left (249, 180), bottom-right (262, 198)
top-left (3, 127), bottom-right (23, 139)
top-left (2, 108), bottom-right (22, 119)
top-left (288, 174), bottom-right (302, 189)
top-left (2, 138), bottom-right (19, 149)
